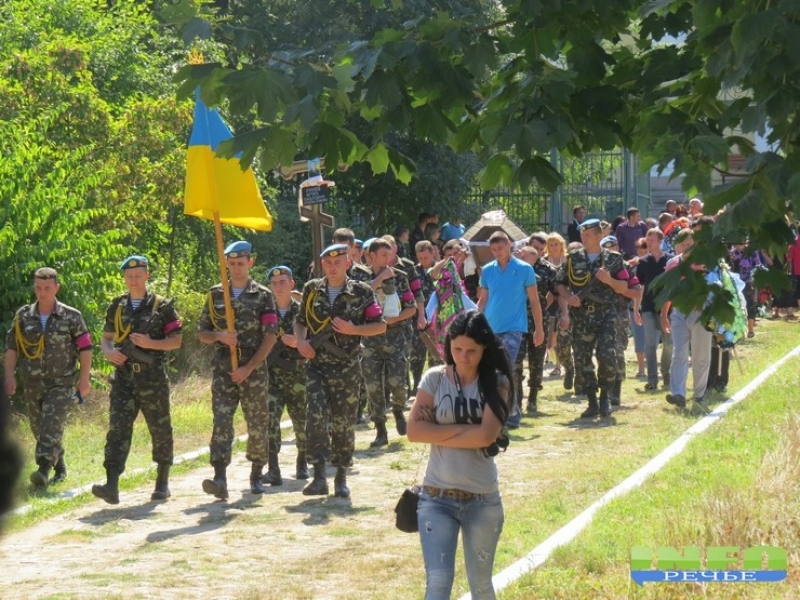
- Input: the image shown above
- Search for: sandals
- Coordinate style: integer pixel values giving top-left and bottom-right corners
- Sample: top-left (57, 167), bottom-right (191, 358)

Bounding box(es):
top-left (747, 331), bottom-right (755, 338)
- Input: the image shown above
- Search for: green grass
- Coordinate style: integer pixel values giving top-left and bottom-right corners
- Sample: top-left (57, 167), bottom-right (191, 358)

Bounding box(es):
top-left (496, 335), bottom-right (800, 598)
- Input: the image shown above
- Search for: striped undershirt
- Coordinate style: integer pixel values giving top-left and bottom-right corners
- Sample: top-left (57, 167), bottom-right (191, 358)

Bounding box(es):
top-left (327, 285), bottom-right (343, 306)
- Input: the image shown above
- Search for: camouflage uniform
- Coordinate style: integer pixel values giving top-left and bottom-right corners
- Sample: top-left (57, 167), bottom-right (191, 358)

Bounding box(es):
top-left (102, 291), bottom-right (181, 474)
top-left (266, 299), bottom-right (307, 459)
top-left (613, 262), bottom-right (637, 387)
top-left (553, 316), bottom-right (574, 375)
top-left (351, 264), bottom-right (416, 424)
top-left (6, 301), bottom-right (91, 467)
top-left (297, 276), bottom-right (383, 468)
top-left (198, 279), bottom-right (278, 466)
top-left (395, 256), bottom-right (423, 404)
top-left (409, 263), bottom-right (437, 390)
top-left (556, 248), bottom-right (626, 400)
top-left (514, 259), bottom-right (557, 408)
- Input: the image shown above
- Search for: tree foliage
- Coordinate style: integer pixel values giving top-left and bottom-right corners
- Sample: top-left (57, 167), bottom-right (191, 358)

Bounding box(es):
top-left (0, 0), bottom-right (199, 342)
top-left (166, 0), bottom-right (800, 311)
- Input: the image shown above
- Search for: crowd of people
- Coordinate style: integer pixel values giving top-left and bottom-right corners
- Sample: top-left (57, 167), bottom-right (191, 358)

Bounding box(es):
top-left (4, 202), bottom-right (800, 599)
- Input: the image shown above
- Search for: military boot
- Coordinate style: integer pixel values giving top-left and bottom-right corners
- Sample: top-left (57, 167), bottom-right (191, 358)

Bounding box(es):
top-left (29, 460), bottom-right (51, 490)
top-left (563, 366), bottom-right (574, 391)
top-left (393, 408), bottom-right (407, 436)
top-left (356, 397), bottom-right (367, 425)
top-left (599, 389), bottom-right (612, 418)
top-left (201, 462), bottom-right (228, 499)
top-left (333, 466), bottom-right (350, 498)
top-left (610, 380), bottom-right (622, 406)
top-left (261, 453), bottom-right (283, 486)
top-left (50, 454), bottom-right (67, 485)
top-left (370, 421), bottom-right (389, 448)
top-left (91, 467), bottom-right (120, 504)
top-left (250, 463), bottom-right (267, 494)
top-left (580, 392), bottom-right (600, 419)
top-left (302, 461), bottom-right (328, 496)
top-left (526, 389), bottom-right (538, 414)
top-left (151, 464), bottom-right (171, 501)
top-left (295, 451), bottom-right (310, 480)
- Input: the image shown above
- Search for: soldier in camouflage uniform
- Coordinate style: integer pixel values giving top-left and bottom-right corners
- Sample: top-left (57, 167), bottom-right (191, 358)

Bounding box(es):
top-left (530, 233), bottom-right (574, 391)
top-left (513, 245), bottom-right (558, 413)
top-left (384, 234), bottom-right (425, 407)
top-left (295, 244), bottom-right (386, 498)
top-left (198, 241), bottom-right (279, 499)
top-left (262, 266), bottom-right (308, 486)
top-left (600, 235), bottom-right (642, 407)
top-left (556, 220), bottom-right (630, 419)
top-left (332, 228), bottom-right (369, 424)
top-left (4, 267), bottom-right (92, 489)
top-left (351, 238), bottom-right (417, 448)
top-left (91, 256), bottom-right (182, 504)
top-left (409, 240), bottom-right (438, 392)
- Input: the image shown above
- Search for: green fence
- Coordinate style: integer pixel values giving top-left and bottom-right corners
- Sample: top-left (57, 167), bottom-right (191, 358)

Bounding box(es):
top-left (464, 149), bottom-right (651, 235)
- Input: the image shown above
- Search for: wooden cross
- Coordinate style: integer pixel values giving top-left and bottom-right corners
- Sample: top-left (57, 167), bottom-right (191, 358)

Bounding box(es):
top-left (300, 200), bottom-right (335, 277)
top-left (280, 159), bottom-right (336, 278)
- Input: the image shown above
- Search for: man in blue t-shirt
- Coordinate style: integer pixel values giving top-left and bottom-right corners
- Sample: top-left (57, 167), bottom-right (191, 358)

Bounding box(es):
top-left (478, 231), bottom-right (544, 426)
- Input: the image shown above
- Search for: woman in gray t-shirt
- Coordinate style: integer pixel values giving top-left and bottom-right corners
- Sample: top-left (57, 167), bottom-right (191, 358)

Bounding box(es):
top-left (408, 310), bottom-right (512, 600)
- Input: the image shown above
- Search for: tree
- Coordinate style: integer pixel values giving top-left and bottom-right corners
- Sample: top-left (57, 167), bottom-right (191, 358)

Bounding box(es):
top-left (166, 0), bottom-right (800, 313)
top-left (0, 0), bottom-right (203, 334)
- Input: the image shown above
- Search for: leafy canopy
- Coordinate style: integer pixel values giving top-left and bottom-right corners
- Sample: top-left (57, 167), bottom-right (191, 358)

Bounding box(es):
top-left (167, 0), bottom-right (800, 311)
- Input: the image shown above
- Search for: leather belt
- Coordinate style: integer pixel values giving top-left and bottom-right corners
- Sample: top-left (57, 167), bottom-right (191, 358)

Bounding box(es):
top-left (124, 361), bottom-right (158, 373)
top-left (423, 486), bottom-right (478, 501)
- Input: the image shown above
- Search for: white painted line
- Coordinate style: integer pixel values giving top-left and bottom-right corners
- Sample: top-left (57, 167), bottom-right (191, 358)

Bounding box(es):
top-left (457, 343), bottom-right (800, 600)
top-left (9, 417), bottom-right (296, 517)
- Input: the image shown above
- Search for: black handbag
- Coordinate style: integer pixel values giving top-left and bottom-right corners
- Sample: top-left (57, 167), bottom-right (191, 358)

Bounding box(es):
top-left (394, 486), bottom-right (420, 533)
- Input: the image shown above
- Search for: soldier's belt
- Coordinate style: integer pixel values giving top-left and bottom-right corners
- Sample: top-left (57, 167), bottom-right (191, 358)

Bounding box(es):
top-left (574, 302), bottom-right (613, 315)
top-left (215, 346), bottom-right (259, 360)
top-left (122, 360), bottom-right (160, 373)
top-left (268, 355), bottom-right (306, 371)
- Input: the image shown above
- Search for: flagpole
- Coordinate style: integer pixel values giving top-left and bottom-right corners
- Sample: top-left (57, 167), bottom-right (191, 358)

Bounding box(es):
top-left (213, 210), bottom-right (239, 371)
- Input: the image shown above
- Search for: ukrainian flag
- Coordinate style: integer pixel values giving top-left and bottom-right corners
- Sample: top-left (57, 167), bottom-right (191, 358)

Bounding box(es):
top-left (183, 92), bottom-right (273, 231)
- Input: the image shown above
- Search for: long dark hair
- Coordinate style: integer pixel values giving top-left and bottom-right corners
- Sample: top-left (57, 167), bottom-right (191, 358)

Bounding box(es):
top-left (443, 310), bottom-right (513, 425)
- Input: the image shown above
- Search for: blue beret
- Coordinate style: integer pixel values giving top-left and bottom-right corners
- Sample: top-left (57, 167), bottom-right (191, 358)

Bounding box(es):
top-left (267, 265), bottom-right (293, 279)
top-left (600, 235), bottom-right (618, 248)
top-left (363, 238), bottom-right (377, 251)
top-left (121, 255), bottom-right (149, 270)
top-left (354, 239), bottom-right (364, 249)
top-left (224, 240), bottom-right (252, 258)
top-left (578, 218), bottom-right (601, 231)
top-left (320, 244), bottom-right (349, 259)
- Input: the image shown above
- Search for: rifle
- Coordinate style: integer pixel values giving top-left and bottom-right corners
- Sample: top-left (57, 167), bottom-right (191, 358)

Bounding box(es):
top-left (116, 307), bottom-right (163, 366)
top-left (308, 328), bottom-right (349, 360)
top-left (266, 342), bottom-right (302, 371)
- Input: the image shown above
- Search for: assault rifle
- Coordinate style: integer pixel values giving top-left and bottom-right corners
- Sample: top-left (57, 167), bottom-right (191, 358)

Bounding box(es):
top-left (307, 328), bottom-right (349, 360)
top-left (266, 341), bottom-right (302, 371)
top-left (116, 311), bottom-right (161, 366)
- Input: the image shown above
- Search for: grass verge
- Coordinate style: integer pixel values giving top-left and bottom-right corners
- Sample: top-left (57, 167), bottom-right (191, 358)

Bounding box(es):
top-left (497, 340), bottom-right (800, 598)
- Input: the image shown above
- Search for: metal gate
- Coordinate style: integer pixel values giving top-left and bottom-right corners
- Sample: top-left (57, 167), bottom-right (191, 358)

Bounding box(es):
top-left (465, 149), bottom-right (651, 235)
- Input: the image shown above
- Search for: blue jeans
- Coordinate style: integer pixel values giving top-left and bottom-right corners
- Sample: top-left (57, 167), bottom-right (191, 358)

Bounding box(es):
top-left (628, 308), bottom-right (645, 353)
top-left (496, 331), bottom-right (522, 425)
top-left (418, 489), bottom-right (504, 600)
top-left (641, 311), bottom-right (672, 386)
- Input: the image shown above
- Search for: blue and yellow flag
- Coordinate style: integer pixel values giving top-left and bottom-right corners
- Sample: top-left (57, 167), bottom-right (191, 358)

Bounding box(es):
top-left (183, 93), bottom-right (272, 231)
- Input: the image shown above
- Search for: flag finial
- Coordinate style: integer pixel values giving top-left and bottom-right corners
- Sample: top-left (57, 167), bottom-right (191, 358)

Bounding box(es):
top-left (188, 50), bottom-right (205, 65)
